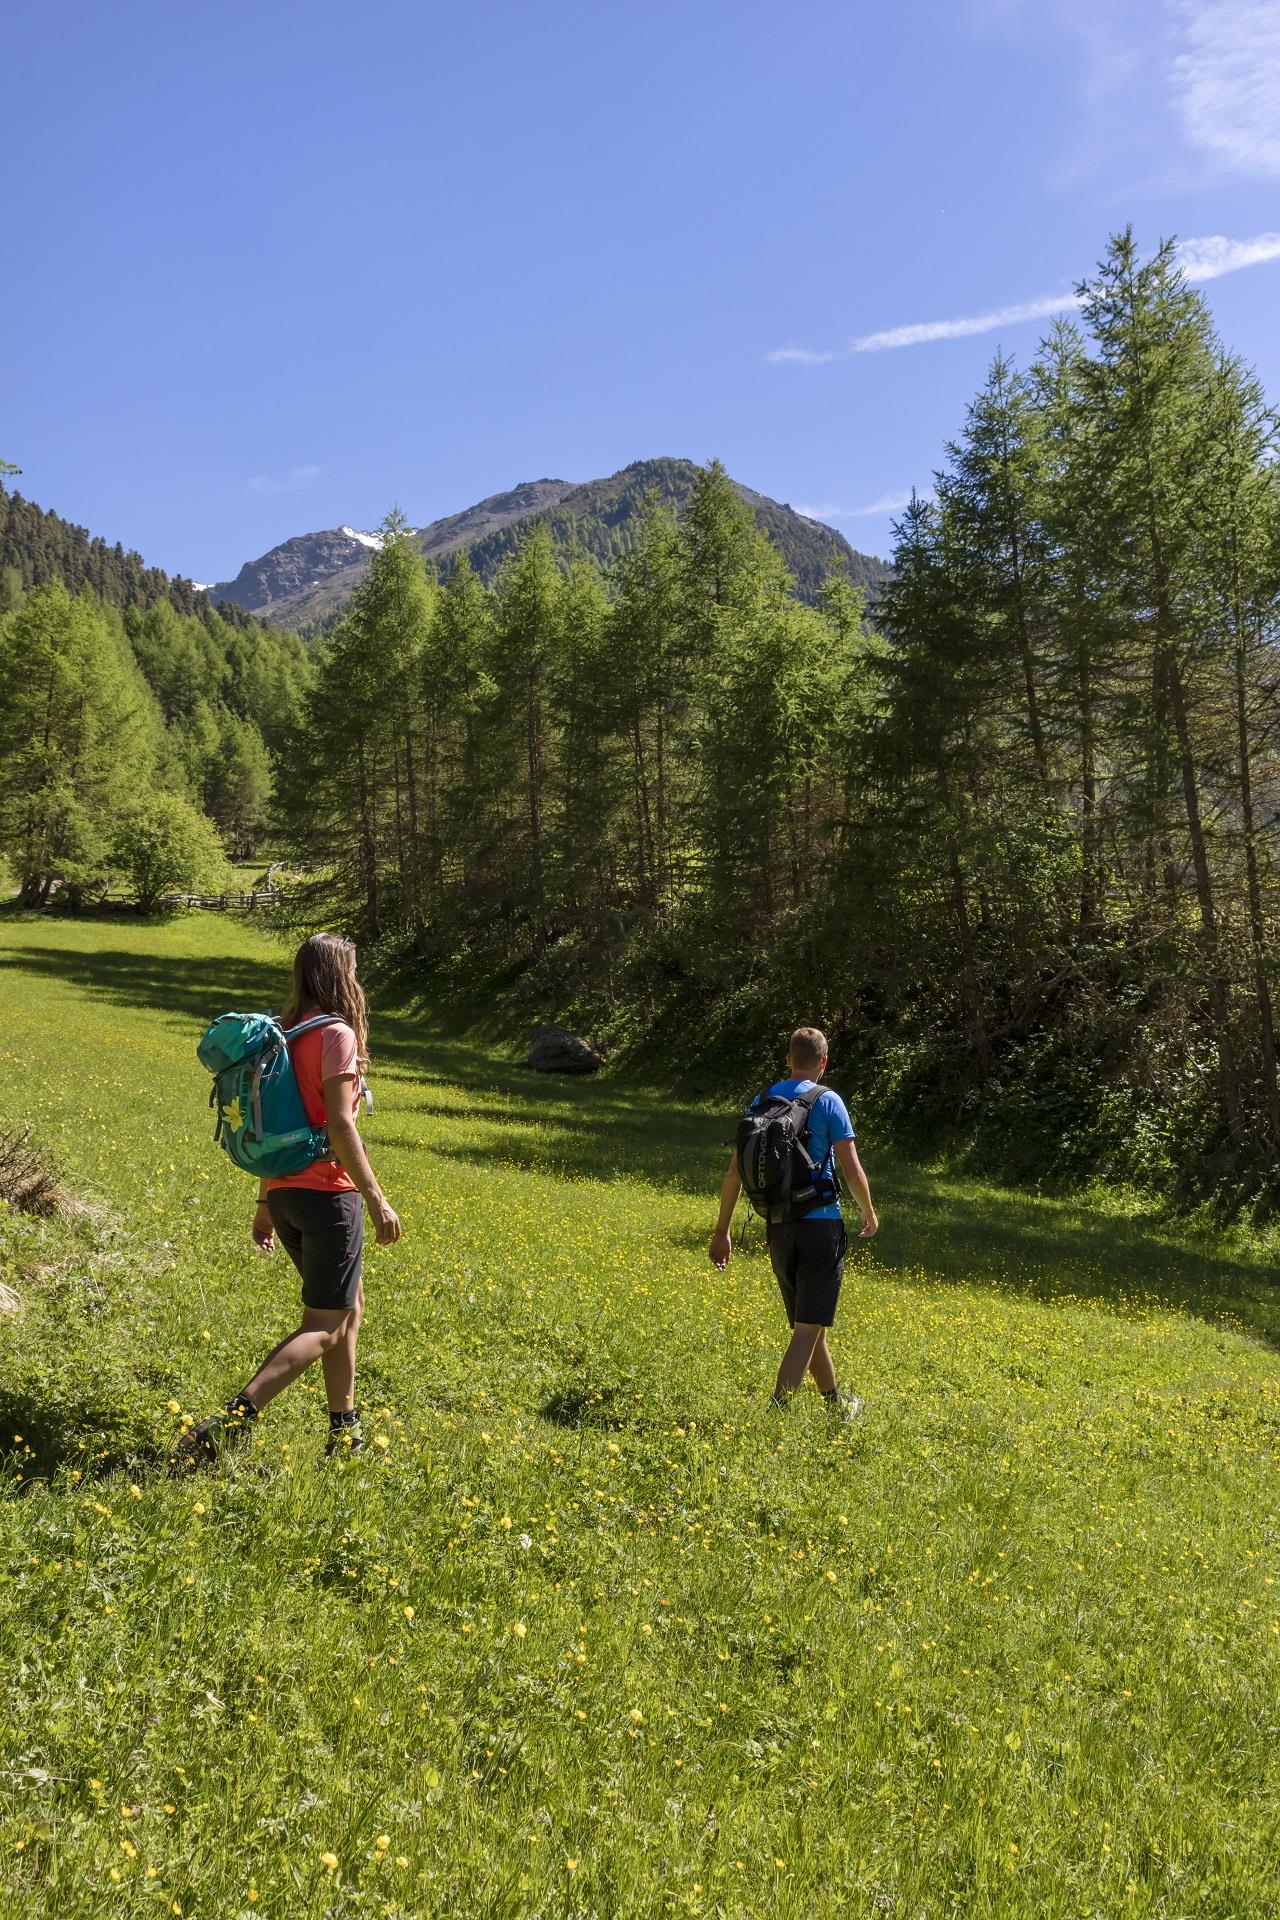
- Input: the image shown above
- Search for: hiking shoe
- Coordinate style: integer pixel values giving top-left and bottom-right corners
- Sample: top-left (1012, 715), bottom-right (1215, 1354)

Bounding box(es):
top-left (325, 1415), bottom-right (365, 1458)
top-left (825, 1390), bottom-right (864, 1424)
top-left (172, 1400), bottom-right (257, 1468)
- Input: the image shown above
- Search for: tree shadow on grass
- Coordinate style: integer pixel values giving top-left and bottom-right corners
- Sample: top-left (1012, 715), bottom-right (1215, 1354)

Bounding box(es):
top-left (868, 1164), bottom-right (1280, 1352)
top-left (0, 938), bottom-right (731, 1191)
top-left (0, 1386), bottom-right (163, 1491)
top-left (0, 938), bottom-right (289, 1035)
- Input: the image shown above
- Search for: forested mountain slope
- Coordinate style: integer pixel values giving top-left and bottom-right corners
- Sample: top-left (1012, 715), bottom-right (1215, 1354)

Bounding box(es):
top-left (0, 489), bottom-right (256, 628)
top-left (209, 458), bottom-right (891, 626)
top-left (0, 484), bottom-right (313, 893)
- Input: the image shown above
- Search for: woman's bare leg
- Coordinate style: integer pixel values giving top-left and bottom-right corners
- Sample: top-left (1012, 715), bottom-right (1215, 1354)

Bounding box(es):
top-left (320, 1278), bottom-right (364, 1412)
top-left (240, 1306), bottom-right (355, 1410)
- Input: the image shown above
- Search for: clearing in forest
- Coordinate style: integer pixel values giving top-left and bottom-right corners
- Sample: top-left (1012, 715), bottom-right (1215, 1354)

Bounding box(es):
top-left (1, 913), bottom-right (1278, 1919)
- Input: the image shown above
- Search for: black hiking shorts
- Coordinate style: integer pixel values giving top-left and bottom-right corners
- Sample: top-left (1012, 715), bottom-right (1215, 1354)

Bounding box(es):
top-left (267, 1187), bottom-right (364, 1311)
top-left (766, 1218), bottom-right (848, 1328)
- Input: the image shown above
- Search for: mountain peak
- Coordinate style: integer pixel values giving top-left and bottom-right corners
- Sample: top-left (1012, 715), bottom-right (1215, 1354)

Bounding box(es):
top-left (209, 461), bottom-right (892, 626)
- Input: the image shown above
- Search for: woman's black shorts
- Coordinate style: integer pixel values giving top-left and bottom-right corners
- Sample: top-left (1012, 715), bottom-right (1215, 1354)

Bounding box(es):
top-left (766, 1218), bottom-right (848, 1327)
top-left (267, 1187), bottom-right (363, 1310)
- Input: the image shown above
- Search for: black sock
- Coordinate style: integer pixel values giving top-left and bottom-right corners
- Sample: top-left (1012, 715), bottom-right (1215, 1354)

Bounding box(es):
top-left (822, 1387), bottom-right (840, 1402)
top-left (329, 1408), bottom-right (359, 1430)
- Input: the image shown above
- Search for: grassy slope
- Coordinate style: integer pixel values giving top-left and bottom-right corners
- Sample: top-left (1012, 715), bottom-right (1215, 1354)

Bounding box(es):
top-left (1, 913), bottom-right (1278, 1920)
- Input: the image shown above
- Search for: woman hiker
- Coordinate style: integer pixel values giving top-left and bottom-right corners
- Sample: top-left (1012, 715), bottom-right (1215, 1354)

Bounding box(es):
top-left (180, 932), bottom-right (401, 1463)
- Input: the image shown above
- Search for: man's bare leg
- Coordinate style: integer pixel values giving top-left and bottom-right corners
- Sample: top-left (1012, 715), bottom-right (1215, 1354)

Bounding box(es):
top-left (807, 1328), bottom-right (837, 1395)
top-left (773, 1321), bottom-right (824, 1402)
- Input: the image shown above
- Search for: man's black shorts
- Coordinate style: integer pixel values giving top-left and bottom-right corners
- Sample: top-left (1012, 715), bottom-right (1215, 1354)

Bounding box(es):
top-left (267, 1187), bottom-right (363, 1310)
top-left (766, 1218), bottom-right (848, 1327)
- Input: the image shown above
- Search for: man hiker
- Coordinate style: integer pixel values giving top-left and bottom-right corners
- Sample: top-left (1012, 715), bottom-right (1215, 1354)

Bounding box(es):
top-left (709, 1025), bottom-right (877, 1417)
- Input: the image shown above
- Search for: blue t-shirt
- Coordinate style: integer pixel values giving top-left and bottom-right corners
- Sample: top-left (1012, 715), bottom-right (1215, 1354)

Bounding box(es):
top-left (760, 1077), bottom-right (855, 1222)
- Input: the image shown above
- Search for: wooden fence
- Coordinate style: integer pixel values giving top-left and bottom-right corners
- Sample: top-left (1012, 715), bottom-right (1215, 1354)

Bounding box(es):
top-left (159, 889), bottom-right (281, 912)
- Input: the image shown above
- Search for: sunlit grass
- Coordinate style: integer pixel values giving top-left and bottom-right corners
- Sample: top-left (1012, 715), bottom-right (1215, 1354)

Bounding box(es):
top-left (1, 911), bottom-right (1279, 1918)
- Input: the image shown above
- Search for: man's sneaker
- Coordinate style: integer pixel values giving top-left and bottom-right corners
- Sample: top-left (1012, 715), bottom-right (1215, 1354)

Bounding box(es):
top-left (325, 1413), bottom-right (365, 1458)
top-left (824, 1390), bottom-right (864, 1424)
top-left (173, 1396), bottom-right (257, 1467)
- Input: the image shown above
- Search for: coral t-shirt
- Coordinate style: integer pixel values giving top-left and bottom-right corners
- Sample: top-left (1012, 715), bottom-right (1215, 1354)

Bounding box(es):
top-left (265, 1019), bottom-right (362, 1194)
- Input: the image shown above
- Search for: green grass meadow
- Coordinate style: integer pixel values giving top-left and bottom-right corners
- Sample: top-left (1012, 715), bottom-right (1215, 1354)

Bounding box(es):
top-left (2, 913), bottom-right (1279, 1919)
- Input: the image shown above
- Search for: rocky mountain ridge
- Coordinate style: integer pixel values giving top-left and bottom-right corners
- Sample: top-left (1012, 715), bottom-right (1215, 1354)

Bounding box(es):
top-left (207, 461), bottom-right (891, 625)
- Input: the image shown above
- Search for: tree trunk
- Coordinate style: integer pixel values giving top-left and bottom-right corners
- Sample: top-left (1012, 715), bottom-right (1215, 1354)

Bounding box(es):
top-left (1167, 653), bottom-right (1247, 1146)
top-left (1229, 552), bottom-right (1280, 1152)
top-left (1077, 635), bottom-right (1099, 931)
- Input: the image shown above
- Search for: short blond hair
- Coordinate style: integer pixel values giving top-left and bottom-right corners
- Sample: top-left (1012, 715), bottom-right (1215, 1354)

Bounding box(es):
top-left (788, 1026), bottom-right (828, 1072)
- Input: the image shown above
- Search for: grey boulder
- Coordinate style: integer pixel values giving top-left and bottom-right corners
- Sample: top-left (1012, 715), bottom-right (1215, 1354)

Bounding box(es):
top-left (527, 1024), bottom-right (605, 1074)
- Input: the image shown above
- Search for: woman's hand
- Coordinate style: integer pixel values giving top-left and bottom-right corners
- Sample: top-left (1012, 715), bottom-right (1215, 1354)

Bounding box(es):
top-left (369, 1197), bottom-right (402, 1246)
top-left (252, 1200), bottom-right (276, 1253)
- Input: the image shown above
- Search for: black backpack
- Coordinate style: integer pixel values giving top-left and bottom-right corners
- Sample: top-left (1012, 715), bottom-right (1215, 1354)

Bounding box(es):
top-left (736, 1085), bottom-right (840, 1224)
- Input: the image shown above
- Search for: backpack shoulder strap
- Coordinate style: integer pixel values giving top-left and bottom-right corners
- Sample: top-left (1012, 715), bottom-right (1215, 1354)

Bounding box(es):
top-left (284, 1013), bottom-right (372, 1115)
top-left (282, 1014), bottom-right (343, 1041)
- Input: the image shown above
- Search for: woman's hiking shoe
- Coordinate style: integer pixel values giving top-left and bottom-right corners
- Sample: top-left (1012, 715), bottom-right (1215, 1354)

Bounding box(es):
top-left (325, 1411), bottom-right (365, 1458)
top-left (824, 1389), bottom-right (864, 1424)
top-left (173, 1394), bottom-right (258, 1467)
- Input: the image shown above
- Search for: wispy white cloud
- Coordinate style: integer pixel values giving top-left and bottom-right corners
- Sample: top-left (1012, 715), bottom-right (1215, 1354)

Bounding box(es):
top-left (1169, 1), bottom-right (1280, 176)
top-left (768, 345), bottom-right (844, 366)
top-left (770, 230), bottom-right (1280, 363)
top-left (248, 464), bottom-right (325, 497)
top-left (1177, 230), bottom-right (1280, 279)
top-left (796, 492), bottom-right (916, 522)
top-left (850, 291), bottom-right (1084, 354)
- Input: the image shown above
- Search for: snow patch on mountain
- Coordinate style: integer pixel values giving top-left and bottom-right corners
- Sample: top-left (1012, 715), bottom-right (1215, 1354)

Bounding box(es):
top-left (340, 526), bottom-right (385, 550)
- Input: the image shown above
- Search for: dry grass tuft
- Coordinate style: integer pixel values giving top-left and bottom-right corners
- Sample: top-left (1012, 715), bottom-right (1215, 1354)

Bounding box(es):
top-left (0, 1123), bottom-right (75, 1218)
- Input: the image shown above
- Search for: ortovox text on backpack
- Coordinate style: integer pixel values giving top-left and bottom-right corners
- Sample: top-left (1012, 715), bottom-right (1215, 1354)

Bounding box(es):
top-left (196, 1012), bottom-right (371, 1180)
top-left (735, 1084), bottom-right (840, 1224)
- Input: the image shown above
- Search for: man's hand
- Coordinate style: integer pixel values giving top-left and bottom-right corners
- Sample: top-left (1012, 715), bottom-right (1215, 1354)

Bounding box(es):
top-left (252, 1201), bottom-right (276, 1254)
top-left (370, 1197), bottom-right (402, 1246)
top-left (710, 1153), bottom-right (742, 1271)
top-left (834, 1138), bottom-right (878, 1241)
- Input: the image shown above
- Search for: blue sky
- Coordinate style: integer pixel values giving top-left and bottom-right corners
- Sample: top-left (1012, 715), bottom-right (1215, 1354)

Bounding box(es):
top-left (3, 0), bottom-right (1278, 582)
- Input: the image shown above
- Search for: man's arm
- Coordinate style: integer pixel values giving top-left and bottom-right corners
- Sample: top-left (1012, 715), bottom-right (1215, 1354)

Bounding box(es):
top-left (708, 1152), bottom-right (742, 1268)
top-left (835, 1136), bottom-right (878, 1238)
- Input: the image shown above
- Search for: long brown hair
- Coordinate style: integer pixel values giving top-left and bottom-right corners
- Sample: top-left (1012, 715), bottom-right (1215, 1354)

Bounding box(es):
top-left (281, 932), bottom-right (369, 1068)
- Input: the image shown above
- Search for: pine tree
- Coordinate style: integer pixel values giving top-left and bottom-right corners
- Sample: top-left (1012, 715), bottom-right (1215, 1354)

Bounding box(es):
top-left (204, 711), bottom-right (273, 857)
top-left (1078, 230), bottom-right (1247, 1148)
top-left (433, 553), bottom-right (498, 923)
top-left (275, 514), bottom-right (433, 940)
top-left (551, 553), bottom-right (618, 938)
top-left (607, 501), bottom-right (689, 909)
top-left (0, 586), bottom-right (159, 903)
top-left (492, 525), bottom-right (563, 951)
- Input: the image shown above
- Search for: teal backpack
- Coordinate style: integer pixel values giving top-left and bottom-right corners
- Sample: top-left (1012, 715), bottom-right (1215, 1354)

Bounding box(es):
top-left (197, 1012), bottom-right (370, 1179)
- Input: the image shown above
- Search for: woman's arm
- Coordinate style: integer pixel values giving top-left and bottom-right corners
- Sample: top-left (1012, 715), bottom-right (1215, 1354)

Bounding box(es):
top-left (323, 1073), bottom-right (401, 1244)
